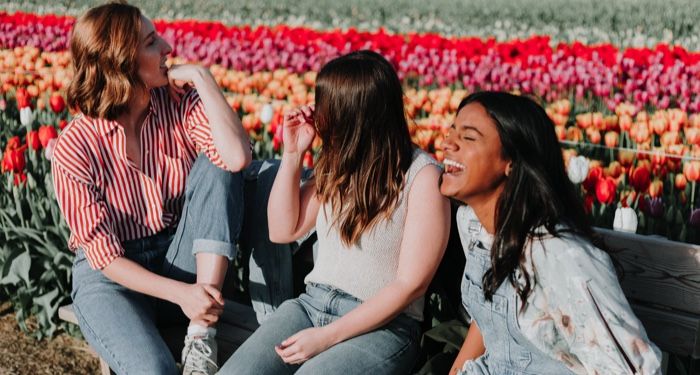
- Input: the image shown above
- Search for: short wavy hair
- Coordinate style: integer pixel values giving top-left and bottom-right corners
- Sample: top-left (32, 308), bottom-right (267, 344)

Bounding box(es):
top-left (67, 1), bottom-right (143, 120)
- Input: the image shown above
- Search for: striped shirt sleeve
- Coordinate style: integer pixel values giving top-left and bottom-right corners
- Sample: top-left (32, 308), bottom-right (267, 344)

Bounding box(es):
top-left (181, 89), bottom-right (229, 170)
top-left (52, 145), bottom-right (124, 270)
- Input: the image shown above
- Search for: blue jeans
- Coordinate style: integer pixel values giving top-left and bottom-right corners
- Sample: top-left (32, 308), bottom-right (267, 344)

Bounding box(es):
top-left (72, 156), bottom-right (292, 374)
top-left (218, 283), bottom-right (421, 375)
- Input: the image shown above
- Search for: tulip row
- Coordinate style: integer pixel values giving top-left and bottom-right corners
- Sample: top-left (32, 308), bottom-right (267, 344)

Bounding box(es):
top-left (7, 0), bottom-right (700, 51)
top-left (2, 84), bottom-right (700, 243)
top-left (2, 12), bottom-right (700, 112)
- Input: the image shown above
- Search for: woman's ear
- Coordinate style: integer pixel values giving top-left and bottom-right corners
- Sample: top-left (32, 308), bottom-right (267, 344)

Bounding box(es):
top-left (505, 161), bottom-right (513, 177)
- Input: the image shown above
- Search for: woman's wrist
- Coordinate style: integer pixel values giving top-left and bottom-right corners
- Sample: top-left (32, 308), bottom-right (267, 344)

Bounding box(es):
top-left (161, 279), bottom-right (187, 305)
top-left (189, 65), bottom-right (213, 87)
top-left (282, 150), bottom-right (305, 166)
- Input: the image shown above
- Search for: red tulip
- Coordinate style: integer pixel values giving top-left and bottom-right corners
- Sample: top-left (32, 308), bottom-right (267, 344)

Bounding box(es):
top-left (13, 172), bottom-right (27, 186)
top-left (26, 130), bottom-right (41, 151)
top-left (5, 136), bottom-right (22, 151)
top-left (38, 125), bottom-right (58, 148)
top-left (595, 176), bottom-right (617, 205)
top-left (49, 92), bottom-right (65, 113)
top-left (15, 87), bottom-right (31, 109)
top-left (629, 166), bottom-right (651, 192)
top-left (582, 165), bottom-right (603, 192)
top-left (59, 119), bottom-right (68, 130)
top-left (303, 151), bottom-right (314, 168)
top-left (583, 193), bottom-right (595, 214)
top-left (1, 146), bottom-right (27, 173)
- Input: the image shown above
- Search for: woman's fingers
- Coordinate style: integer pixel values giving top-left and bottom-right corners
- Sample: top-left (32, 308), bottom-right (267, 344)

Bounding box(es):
top-left (201, 284), bottom-right (225, 306)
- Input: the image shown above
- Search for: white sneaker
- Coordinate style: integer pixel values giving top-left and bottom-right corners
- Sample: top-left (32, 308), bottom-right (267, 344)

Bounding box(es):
top-left (182, 332), bottom-right (218, 375)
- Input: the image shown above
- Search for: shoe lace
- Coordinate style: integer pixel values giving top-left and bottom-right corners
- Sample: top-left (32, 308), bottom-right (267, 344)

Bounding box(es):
top-left (184, 337), bottom-right (218, 373)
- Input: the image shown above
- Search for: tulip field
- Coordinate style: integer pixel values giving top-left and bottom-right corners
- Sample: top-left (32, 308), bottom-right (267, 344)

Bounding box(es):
top-left (1, 1), bottom-right (700, 341)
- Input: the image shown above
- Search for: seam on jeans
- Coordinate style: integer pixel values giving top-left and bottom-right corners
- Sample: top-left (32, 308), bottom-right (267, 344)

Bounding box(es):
top-left (72, 303), bottom-right (127, 374)
top-left (162, 202), bottom-right (188, 277)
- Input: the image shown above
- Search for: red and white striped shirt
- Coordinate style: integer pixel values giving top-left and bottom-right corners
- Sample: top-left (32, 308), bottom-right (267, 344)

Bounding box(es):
top-left (52, 88), bottom-right (228, 270)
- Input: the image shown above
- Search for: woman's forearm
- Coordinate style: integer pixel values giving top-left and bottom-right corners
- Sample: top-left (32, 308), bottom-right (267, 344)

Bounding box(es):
top-left (450, 323), bottom-right (485, 374)
top-left (267, 151), bottom-right (305, 243)
top-left (191, 67), bottom-right (251, 171)
top-left (102, 257), bottom-right (185, 304)
top-left (322, 279), bottom-right (424, 346)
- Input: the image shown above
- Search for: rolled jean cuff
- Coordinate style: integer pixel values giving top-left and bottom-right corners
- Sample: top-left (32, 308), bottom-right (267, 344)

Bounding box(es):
top-left (192, 239), bottom-right (237, 260)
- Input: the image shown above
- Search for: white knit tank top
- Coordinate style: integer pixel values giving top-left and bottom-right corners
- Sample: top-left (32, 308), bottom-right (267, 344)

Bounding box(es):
top-left (304, 148), bottom-right (439, 321)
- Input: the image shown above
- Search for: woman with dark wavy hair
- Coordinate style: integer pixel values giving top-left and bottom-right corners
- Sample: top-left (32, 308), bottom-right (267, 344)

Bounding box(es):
top-left (52, 1), bottom-right (251, 374)
top-left (219, 50), bottom-right (450, 374)
top-left (441, 91), bottom-right (662, 374)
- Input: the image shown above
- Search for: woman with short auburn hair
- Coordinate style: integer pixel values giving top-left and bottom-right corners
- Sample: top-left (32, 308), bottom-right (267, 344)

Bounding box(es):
top-left (52, 1), bottom-right (251, 374)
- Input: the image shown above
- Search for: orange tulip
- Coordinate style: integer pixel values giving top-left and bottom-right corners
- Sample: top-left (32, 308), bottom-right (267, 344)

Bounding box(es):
top-left (632, 123), bottom-right (651, 144)
top-left (683, 161), bottom-right (700, 182)
top-left (650, 147), bottom-right (666, 167)
top-left (618, 150), bottom-right (635, 168)
top-left (576, 113), bottom-right (592, 129)
top-left (660, 131), bottom-right (681, 147)
top-left (648, 179), bottom-right (664, 198)
top-left (592, 112), bottom-right (604, 130)
top-left (555, 125), bottom-right (566, 141)
top-left (604, 131), bottom-right (619, 148)
top-left (604, 115), bottom-right (619, 132)
top-left (689, 114), bottom-right (700, 129)
top-left (567, 127), bottom-right (583, 142)
top-left (619, 114), bottom-right (633, 132)
top-left (587, 129), bottom-right (601, 144)
top-left (685, 128), bottom-right (700, 145)
top-left (675, 174), bottom-right (688, 191)
top-left (606, 161), bottom-right (623, 179)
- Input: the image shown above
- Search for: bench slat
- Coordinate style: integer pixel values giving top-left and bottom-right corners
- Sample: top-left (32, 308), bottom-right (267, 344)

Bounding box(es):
top-left (599, 228), bottom-right (700, 315)
top-left (632, 304), bottom-right (700, 359)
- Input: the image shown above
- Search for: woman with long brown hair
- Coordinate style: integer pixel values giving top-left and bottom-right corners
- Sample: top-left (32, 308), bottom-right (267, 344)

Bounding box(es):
top-left (219, 50), bottom-right (451, 374)
top-left (52, 2), bottom-right (251, 374)
top-left (441, 92), bottom-right (661, 374)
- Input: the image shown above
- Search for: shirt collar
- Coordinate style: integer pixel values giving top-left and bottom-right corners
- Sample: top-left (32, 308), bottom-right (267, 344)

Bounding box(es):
top-left (91, 90), bottom-right (159, 136)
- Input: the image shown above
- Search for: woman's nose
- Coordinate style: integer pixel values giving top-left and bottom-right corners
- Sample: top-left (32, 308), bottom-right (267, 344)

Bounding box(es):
top-left (441, 132), bottom-right (457, 151)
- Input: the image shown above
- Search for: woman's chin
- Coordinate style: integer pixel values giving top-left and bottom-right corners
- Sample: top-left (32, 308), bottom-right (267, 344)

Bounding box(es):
top-left (439, 173), bottom-right (462, 199)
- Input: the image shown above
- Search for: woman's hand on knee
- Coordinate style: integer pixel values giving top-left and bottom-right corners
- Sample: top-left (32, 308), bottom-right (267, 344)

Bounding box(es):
top-left (174, 283), bottom-right (225, 324)
top-left (274, 327), bottom-right (335, 365)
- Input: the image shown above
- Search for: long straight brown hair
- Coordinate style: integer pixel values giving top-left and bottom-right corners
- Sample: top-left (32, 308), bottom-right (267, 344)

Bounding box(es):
top-left (314, 50), bottom-right (414, 246)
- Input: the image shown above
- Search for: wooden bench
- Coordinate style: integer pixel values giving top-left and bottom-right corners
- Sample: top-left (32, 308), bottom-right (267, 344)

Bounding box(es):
top-left (599, 229), bottom-right (700, 372)
top-left (59, 228), bottom-right (700, 374)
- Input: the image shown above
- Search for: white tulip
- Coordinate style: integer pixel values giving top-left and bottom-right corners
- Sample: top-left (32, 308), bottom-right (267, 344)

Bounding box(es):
top-left (567, 155), bottom-right (589, 184)
top-left (260, 104), bottom-right (274, 124)
top-left (19, 107), bottom-right (34, 127)
top-left (613, 207), bottom-right (638, 233)
top-left (45, 138), bottom-right (57, 161)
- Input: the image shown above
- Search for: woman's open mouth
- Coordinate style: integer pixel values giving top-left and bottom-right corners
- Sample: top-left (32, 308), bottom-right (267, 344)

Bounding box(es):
top-left (443, 158), bottom-right (465, 175)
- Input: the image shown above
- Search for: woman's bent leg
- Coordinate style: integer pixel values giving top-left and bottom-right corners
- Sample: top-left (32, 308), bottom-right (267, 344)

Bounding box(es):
top-left (72, 251), bottom-right (177, 375)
